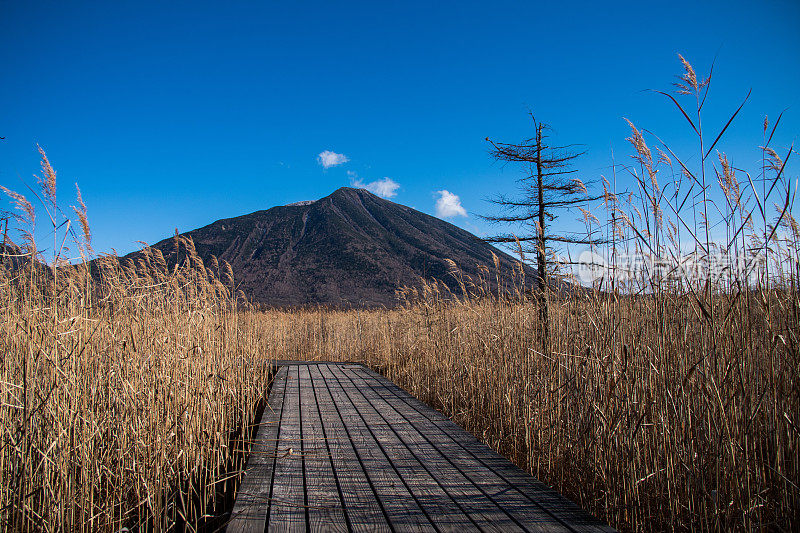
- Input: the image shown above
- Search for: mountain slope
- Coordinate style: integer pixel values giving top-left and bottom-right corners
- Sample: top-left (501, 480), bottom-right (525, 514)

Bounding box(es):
top-left (128, 187), bottom-right (528, 307)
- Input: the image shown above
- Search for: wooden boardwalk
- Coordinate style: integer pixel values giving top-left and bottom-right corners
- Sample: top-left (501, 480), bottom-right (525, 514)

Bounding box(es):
top-left (229, 362), bottom-right (614, 532)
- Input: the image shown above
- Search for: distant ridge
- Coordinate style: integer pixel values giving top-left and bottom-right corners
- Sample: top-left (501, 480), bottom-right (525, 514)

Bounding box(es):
top-left (125, 187), bottom-right (530, 307)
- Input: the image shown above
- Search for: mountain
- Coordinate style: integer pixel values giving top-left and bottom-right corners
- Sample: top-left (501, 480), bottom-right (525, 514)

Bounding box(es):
top-left (125, 187), bottom-right (529, 307)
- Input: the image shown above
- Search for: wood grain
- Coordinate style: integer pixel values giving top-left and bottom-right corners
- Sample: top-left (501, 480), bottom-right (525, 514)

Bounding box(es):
top-left (228, 362), bottom-right (615, 533)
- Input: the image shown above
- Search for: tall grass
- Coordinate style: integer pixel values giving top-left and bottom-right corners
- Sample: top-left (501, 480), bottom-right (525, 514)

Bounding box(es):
top-left (232, 57), bottom-right (800, 530)
top-left (229, 274), bottom-right (798, 531)
top-left (2, 56), bottom-right (798, 532)
top-left (1, 161), bottom-right (273, 530)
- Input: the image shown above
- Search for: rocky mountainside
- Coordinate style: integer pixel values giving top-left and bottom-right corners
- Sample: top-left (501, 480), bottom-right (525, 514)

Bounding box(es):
top-left (126, 187), bottom-right (529, 307)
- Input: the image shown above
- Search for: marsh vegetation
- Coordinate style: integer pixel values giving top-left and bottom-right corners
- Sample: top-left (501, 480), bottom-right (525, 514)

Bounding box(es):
top-left (1, 56), bottom-right (798, 531)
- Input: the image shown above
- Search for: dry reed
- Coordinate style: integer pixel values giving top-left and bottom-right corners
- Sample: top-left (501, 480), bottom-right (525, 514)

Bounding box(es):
top-left (2, 55), bottom-right (798, 532)
top-left (1, 156), bottom-right (273, 530)
top-left (228, 56), bottom-right (800, 531)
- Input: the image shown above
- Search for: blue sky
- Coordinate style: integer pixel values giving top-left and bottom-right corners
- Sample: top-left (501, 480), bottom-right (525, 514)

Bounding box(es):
top-left (1, 0), bottom-right (798, 258)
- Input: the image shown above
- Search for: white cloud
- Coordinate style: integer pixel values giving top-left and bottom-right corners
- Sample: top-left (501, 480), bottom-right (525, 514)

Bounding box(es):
top-left (352, 176), bottom-right (400, 199)
top-left (317, 150), bottom-right (349, 169)
top-left (435, 190), bottom-right (467, 218)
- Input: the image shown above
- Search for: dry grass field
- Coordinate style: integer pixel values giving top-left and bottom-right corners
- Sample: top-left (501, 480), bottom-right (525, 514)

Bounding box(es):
top-left (240, 275), bottom-right (800, 532)
top-left (3, 243), bottom-right (798, 531)
top-left (2, 59), bottom-right (798, 531)
top-left (0, 238), bottom-right (274, 530)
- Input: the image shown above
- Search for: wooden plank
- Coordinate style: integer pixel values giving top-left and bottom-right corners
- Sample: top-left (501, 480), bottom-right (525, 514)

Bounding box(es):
top-left (269, 365), bottom-right (307, 532)
top-left (328, 365), bottom-right (474, 529)
top-left (354, 365), bottom-right (614, 532)
top-left (395, 385), bottom-right (613, 531)
top-left (326, 363), bottom-right (480, 532)
top-left (345, 365), bottom-right (582, 532)
top-left (228, 366), bottom-right (288, 533)
top-left (307, 363), bottom-right (390, 532)
top-left (340, 364), bottom-right (527, 533)
top-left (372, 371), bottom-right (590, 530)
top-left (444, 431), bottom-right (615, 532)
top-left (318, 363), bottom-right (437, 532)
top-left (297, 364), bottom-right (348, 531)
top-left (420, 411), bottom-right (614, 532)
top-left (230, 362), bottom-right (614, 533)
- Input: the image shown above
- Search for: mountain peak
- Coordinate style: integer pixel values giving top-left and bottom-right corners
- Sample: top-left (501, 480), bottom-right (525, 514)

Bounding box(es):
top-left (129, 188), bottom-right (527, 307)
top-left (329, 186), bottom-right (379, 199)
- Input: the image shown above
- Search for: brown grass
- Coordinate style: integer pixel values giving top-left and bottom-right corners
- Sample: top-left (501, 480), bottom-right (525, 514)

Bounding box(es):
top-left (1, 55), bottom-right (798, 531)
top-left (230, 279), bottom-right (799, 532)
top-left (1, 211), bottom-right (273, 530)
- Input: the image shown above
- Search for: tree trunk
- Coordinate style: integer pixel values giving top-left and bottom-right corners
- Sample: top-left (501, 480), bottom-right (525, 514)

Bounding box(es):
top-left (535, 123), bottom-right (549, 350)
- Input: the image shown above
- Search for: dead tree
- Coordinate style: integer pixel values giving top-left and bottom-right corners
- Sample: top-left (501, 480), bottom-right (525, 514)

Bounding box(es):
top-left (483, 114), bottom-right (603, 348)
